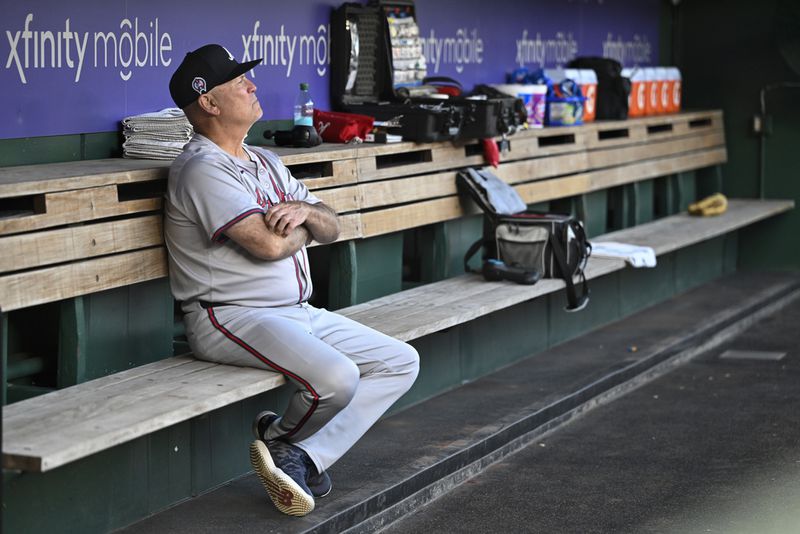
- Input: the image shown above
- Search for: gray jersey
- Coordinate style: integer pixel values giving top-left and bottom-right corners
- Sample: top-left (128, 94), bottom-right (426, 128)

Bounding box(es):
top-left (165, 134), bottom-right (321, 308)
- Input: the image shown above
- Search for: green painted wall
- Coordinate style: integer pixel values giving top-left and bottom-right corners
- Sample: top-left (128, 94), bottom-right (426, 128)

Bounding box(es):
top-left (0, 120), bottom-right (290, 168)
top-left (671, 0), bottom-right (800, 269)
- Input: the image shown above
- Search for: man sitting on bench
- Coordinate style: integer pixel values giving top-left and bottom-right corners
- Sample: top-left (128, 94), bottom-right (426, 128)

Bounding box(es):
top-left (165, 44), bottom-right (420, 517)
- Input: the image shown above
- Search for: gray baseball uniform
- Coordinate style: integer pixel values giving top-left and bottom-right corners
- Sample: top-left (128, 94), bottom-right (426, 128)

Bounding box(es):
top-left (164, 134), bottom-right (419, 473)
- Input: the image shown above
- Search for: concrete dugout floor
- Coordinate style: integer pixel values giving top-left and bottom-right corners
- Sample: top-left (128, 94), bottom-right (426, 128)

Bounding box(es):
top-left (384, 282), bottom-right (800, 534)
top-left (118, 272), bottom-right (800, 533)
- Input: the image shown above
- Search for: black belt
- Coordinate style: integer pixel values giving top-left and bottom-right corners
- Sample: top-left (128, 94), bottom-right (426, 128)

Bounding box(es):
top-left (198, 300), bottom-right (307, 308)
top-left (198, 300), bottom-right (233, 309)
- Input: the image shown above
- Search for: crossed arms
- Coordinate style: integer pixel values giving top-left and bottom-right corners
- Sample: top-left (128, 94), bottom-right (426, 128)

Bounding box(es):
top-left (225, 201), bottom-right (339, 261)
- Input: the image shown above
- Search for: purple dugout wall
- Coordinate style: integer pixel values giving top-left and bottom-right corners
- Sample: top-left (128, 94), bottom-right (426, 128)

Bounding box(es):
top-left (1, 0), bottom-right (659, 138)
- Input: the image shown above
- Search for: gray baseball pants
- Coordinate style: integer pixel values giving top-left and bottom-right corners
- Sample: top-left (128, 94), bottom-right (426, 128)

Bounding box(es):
top-left (183, 301), bottom-right (420, 473)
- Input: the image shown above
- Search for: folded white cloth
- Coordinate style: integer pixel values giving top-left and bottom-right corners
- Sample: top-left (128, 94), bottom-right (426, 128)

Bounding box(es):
top-left (121, 141), bottom-right (186, 160)
top-left (124, 124), bottom-right (193, 135)
top-left (121, 108), bottom-right (193, 160)
top-left (121, 107), bottom-right (188, 123)
top-left (591, 241), bottom-right (657, 268)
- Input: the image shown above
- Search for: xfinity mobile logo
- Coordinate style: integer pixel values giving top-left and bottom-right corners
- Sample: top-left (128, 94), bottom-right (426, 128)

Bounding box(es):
top-left (4, 13), bottom-right (174, 83)
top-left (420, 28), bottom-right (484, 74)
top-left (515, 30), bottom-right (579, 68)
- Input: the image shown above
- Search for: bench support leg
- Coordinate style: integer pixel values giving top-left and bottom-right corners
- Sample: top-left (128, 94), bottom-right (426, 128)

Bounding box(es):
top-left (579, 191), bottom-right (607, 237)
top-left (328, 234), bottom-right (404, 309)
top-left (654, 175), bottom-right (681, 217)
top-left (657, 168), bottom-right (720, 218)
top-left (58, 297), bottom-right (87, 388)
top-left (632, 180), bottom-right (655, 225)
top-left (418, 216), bottom-right (482, 283)
top-left (329, 241), bottom-right (358, 309)
top-left (420, 225), bottom-right (446, 282)
top-left (696, 164), bottom-right (724, 199)
top-left (607, 186), bottom-right (631, 230)
top-left (60, 281), bottom-right (173, 381)
top-left (676, 171), bottom-right (697, 211)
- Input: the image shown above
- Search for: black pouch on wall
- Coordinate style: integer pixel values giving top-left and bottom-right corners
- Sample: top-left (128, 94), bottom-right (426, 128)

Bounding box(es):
top-left (567, 57), bottom-right (631, 120)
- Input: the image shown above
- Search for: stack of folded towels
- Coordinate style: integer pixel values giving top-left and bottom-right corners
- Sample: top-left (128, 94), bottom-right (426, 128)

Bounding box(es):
top-left (122, 108), bottom-right (193, 160)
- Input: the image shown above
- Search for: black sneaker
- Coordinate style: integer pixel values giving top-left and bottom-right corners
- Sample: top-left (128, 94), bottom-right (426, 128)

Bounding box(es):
top-left (251, 410), bottom-right (331, 498)
top-left (307, 466), bottom-right (333, 498)
top-left (249, 440), bottom-right (315, 516)
top-left (251, 410), bottom-right (279, 442)
top-left (268, 440), bottom-right (315, 495)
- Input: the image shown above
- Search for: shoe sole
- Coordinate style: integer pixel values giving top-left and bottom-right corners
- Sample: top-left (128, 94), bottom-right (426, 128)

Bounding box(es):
top-left (249, 440), bottom-right (315, 517)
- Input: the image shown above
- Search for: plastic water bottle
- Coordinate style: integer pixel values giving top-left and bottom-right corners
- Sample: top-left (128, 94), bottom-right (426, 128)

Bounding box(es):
top-left (293, 83), bottom-right (314, 127)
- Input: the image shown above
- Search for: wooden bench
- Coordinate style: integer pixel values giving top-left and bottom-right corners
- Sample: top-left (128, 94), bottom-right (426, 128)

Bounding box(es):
top-left (2, 110), bottom-right (794, 473)
top-left (0, 110), bottom-right (728, 310)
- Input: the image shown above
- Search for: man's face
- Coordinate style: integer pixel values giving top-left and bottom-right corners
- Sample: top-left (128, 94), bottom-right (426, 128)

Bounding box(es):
top-left (208, 74), bottom-right (263, 127)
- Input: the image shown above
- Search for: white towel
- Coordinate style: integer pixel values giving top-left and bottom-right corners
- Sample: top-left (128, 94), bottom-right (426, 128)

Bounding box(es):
top-left (121, 107), bottom-right (188, 123)
top-left (591, 241), bottom-right (657, 268)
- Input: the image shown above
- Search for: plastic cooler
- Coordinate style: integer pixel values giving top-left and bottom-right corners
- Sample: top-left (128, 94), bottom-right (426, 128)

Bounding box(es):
top-left (666, 67), bottom-right (682, 113)
top-left (641, 67), bottom-right (654, 115)
top-left (576, 69), bottom-right (597, 122)
top-left (623, 67), bottom-right (646, 117)
top-left (656, 67), bottom-right (670, 114)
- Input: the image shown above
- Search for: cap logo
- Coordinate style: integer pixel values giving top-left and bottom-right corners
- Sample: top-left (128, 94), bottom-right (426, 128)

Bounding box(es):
top-left (192, 77), bottom-right (207, 95)
top-left (221, 46), bottom-right (234, 61)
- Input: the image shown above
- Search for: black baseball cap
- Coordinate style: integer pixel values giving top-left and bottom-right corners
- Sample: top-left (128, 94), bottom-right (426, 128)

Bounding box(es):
top-left (169, 44), bottom-right (262, 109)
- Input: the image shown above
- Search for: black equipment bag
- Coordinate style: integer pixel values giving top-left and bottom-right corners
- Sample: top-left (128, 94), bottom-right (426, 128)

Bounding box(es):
top-left (468, 84), bottom-right (528, 137)
top-left (457, 167), bottom-right (591, 312)
top-left (330, 1), bottom-right (461, 142)
top-left (567, 57), bottom-right (631, 120)
top-left (330, 1), bottom-right (524, 141)
top-left (414, 79), bottom-right (527, 140)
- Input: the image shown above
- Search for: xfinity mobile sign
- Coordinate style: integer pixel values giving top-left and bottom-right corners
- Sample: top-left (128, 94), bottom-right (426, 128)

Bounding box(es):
top-left (6, 14), bottom-right (174, 83)
top-left (2, 0), bottom-right (658, 139)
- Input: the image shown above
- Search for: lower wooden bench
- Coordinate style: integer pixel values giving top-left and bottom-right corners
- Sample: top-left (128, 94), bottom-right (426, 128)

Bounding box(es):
top-left (3, 198), bottom-right (792, 472)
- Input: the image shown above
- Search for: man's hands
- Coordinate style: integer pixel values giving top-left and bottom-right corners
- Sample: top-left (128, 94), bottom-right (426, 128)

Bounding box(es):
top-left (264, 201), bottom-right (310, 237)
top-left (224, 201), bottom-right (339, 261)
top-left (279, 201), bottom-right (340, 245)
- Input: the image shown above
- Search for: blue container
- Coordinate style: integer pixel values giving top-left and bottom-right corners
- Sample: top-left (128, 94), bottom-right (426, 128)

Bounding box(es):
top-left (545, 78), bottom-right (585, 126)
top-left (546, 95), bottom-right (585, 126)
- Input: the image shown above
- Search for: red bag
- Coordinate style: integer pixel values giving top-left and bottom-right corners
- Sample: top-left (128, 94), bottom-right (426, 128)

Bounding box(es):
top-left (313, 109), bottom-right (374, 143)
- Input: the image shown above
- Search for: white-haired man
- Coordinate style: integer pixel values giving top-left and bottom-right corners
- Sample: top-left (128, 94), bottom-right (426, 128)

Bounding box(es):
top-left (165, 44), bottom-right (419, 517)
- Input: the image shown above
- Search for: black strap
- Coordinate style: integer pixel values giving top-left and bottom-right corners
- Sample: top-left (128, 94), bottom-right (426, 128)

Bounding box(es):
top-left (548, 229), bottom-right (589, 312)
top-left (569, 221), bottom-right (592, 293)
top-left (572, 220), bottom-right (592, 274)
top-left (464, 237), bottom-right (485, 274)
